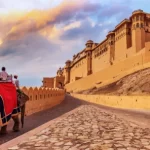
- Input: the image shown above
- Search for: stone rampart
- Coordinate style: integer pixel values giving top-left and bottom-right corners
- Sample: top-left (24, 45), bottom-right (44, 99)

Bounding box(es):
top-left (20, 87), bottom-right (65, 115)
top-left (65, 51), bottom-right (150, 93)
top-left (71, 94), bottom-right (150, 110)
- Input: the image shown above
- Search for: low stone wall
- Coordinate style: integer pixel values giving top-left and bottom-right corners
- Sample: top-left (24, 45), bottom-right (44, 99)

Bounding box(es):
top-left (21, 87), bottom-right (65, 116)
top-left (71, 94), bottom-right (150, 110)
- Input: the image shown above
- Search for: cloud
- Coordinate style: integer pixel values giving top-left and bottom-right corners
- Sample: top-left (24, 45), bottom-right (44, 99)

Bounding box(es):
top-left (60, 19), bottom-right (110, 42)
top-left (0, 32), bottom-right (59, 57)
top-left (63, 21), bottom-right (81, 31)
top-left (96, 3), bottom-right (132, 24)
top-left (58, 0), bottom-right (134, 43)
top-left (0, 0), bottom-right (101, 43)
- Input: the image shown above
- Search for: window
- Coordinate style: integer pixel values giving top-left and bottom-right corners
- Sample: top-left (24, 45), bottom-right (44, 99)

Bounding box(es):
top-left (87, 44), bottom-right (91, 47)
top-left (136, 23), bottom-right (139, 28)
top-left (141, 23), bottom-right (143, 28)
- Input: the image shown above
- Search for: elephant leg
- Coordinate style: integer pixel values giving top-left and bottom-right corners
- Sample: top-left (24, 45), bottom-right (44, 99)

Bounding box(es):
top-left (0, 125), bottom-right (7, 135)
top-left (12, 115), bottom-right (20, 132)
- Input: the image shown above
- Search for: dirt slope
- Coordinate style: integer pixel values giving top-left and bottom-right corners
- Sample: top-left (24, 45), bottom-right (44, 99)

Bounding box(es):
top-left (76, 68), bottom-right (150, 96)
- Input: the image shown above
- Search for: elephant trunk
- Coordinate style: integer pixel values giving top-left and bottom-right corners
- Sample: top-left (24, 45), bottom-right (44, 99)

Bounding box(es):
top-left (21, 104), bottom-right (25, 128)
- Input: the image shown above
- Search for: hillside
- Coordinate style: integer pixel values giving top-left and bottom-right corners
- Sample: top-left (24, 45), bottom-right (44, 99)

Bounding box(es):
top-left (76, 68), bottom-right (150, 96)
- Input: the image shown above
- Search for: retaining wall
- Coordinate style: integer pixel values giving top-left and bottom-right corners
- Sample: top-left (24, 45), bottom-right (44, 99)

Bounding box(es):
top-left (71, 94), bottom-right (150, 110)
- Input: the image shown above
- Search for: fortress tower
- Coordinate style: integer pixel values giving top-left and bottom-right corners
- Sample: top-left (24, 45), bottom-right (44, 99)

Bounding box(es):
top-left (131, 9), bottom-right (146, 52)
top-left (85, 40), bottom-right (93, 75)
top-left (64, 60), bottom-right (71, 84)
top-left (107, 31), bottom-right (115, 65)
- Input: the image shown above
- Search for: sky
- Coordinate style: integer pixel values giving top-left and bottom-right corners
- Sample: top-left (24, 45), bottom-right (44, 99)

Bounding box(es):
top-left (0, 0), bottom-right (149, 87)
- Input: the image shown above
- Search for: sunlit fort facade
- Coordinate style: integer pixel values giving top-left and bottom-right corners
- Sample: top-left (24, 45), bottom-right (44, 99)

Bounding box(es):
top-left (42, 9), bottom-right (150, 88)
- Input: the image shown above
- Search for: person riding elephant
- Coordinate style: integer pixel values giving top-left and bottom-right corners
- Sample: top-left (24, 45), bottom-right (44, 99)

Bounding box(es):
top-left (0, 74), bottom-right (29, 135)
top-left (0, 67), bottom-right (9, 81)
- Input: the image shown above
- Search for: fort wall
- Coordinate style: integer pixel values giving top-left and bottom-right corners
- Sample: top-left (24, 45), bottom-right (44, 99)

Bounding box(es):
top-left (20, 87), bottom-right (65, 116)
top-left (70, 57), bottom-right (87, 82)
top-left (42, 77), bottom-right (54, 88)
top-left (65, 50), bottom-right (149, 92)
top-left (71, 93), bottom-right (150, 110)
top-left (114, 26), bottom-right (129, 62)
top-left (42, 76), bottom-right (65, 88)
top-left (62, 10), bottom-right (150, 92)
top-left (92, 42), bottom-right (110, 73)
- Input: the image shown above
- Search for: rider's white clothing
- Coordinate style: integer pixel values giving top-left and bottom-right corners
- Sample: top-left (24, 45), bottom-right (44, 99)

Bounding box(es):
top-left (0, 71), bottom-right (8, 80)
top-left (13, 79), bottom-right (19, 89)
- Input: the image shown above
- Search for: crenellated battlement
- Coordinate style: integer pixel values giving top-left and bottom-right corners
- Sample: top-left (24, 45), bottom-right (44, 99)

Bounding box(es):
top-left (20, 86), bottom-right (65, 115)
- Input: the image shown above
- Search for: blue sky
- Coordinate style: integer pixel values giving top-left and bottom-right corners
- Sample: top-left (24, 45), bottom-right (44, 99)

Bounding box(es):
top-left (0, 0), bottom-right (149, 87)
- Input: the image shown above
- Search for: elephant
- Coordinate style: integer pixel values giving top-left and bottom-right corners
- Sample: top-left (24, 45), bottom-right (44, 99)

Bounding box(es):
top-left (0, 89), bottom-right (29, 135)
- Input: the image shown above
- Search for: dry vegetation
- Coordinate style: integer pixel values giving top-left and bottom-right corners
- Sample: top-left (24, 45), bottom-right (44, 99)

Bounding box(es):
top-left (76, 68), bottom-right (150, 96)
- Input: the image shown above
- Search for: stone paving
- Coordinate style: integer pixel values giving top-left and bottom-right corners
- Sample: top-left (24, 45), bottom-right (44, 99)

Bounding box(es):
top-left (8, 105), bottom-right (150, 150)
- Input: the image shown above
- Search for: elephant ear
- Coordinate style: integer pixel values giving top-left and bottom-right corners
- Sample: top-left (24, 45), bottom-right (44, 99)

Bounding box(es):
top-left (18, 92), bottom-right (29, 107)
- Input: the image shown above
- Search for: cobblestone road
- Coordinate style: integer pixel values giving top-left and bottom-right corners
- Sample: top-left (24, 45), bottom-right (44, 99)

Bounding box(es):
top-left (8, 105), bottom-right (150, 150)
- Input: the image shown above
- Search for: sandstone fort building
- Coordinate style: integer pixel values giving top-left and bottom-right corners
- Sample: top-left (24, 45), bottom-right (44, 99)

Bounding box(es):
top-left (42, 9), bottom-right (150, 92)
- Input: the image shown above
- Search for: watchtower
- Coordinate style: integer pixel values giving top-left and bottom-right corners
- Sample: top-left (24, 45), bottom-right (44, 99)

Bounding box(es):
top-left (107, 31), bottom-right (115, 64)
top-left (85, 40), bottom-right (93, 75)
top-left (64, 60), bottom-right (71, 84)
top-left (131, 9), bottom-right (145, 52)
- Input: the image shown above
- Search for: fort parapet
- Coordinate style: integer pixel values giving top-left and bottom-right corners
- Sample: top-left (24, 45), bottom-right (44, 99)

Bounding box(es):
top-left (20, 87), bottom-right (65, 115)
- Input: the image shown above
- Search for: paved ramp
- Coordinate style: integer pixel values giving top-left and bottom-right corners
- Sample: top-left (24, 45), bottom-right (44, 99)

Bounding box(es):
top-left (1, 95), bottom-right (150, 149)
top-left (0, 95), bottom-right (86, 145)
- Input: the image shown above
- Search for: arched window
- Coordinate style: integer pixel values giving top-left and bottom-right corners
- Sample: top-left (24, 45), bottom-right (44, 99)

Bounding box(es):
top-left (141, 23), bottom-right (143, 28)
top-left (136, 23), bottom-right (139, 28)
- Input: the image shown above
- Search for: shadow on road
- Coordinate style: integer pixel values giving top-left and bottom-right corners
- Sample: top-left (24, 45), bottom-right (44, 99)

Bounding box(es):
top-left (0, 94), bottom-right (88, 144)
